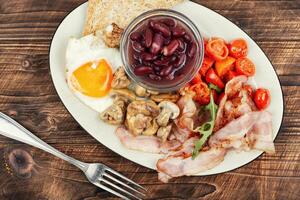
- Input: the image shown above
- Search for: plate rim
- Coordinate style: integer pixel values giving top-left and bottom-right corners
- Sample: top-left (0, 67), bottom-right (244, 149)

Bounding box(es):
top-left (48, 1), bottom-right (285, 176)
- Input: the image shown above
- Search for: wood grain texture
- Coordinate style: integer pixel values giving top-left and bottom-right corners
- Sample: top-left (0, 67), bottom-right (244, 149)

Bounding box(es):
top-left (0, 0), bottom-right (299, 199)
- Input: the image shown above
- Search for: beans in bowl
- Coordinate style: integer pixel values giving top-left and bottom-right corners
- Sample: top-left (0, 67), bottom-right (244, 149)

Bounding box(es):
top-left (128, 16), bottom-right (198, 83)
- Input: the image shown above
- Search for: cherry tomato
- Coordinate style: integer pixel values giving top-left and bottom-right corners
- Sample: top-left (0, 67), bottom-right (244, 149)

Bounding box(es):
top-left (190, 73), bottom-right (202, 84)
top-left (243, 84), bottom-right (254, 98)
top-left (200, 56), bottom-right (215, 76)
top-left (235, 57), bottom-right (256, 77)
top-left (229, 39), bottom-right (248, 58)
top-left (205, 68), bottom-right (224, 89)
top-left (224, 70), bottom-right (238, 82)
top-left (216, 92), bottom-right (225, 105)
top-left (206, 38), bottom-right (229, 61)
top-left (190, 82), bottom-right (210, 105)
top-left (215, 56), bottom-right (236, 77)
top-left (254, 88), bottom-right (271, 110)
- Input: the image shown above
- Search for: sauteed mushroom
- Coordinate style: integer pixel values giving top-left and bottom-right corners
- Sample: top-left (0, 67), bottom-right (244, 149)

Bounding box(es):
top-left (156, 101), bottom-right (180, 127)
top-left (100, 97), bottom-right (126, 125)
top-left (111, 67), bottom-right (131, 89)
top-left (150, 93), bottom-right (180, 103)
top-left (157, 124), bottom-right (172, 142)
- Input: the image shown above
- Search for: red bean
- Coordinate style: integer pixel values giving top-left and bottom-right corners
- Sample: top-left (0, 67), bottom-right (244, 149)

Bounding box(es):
top-left (164, 37), bottom-right (171, 45)
top-left (174, 54), bottom-right (186, 68)
top-left (187, 42), bottom-right (196, 58)
top-left (141, 52), bottom-right (157, 61)
top-left (149, 74), bottom-right (162, 81)
top-left (160, 18), bottom-right (176, 27)
top-left (160, 66), bottom-right (173, 76)
top-left (130, 32), bottom-right (142, 41)
top-left (183, 34), bottom-right (191, 43)
top-left (149, 20), bottom-right (155, 28)
top-left (150, 33), bottom-right (164, 54)
top-left (152, 22), bottom-right (171, 37)
top-left (134, 66), bottom-right (153, 76)
top-left (144, 28), bottom-right (153, 48)
top-left (177, 39), bottom-right (186, 52)
top-left (172, 27), bottom-right (186, 37)
top-left (132, 41), bottom-right (145, 52)
top-left (162, 39), bottom-right (179, 56)
top-left (166, 72), bottom-right (175, 80)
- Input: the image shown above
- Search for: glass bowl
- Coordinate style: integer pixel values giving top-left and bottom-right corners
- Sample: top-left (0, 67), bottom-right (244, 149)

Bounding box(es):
top-left (120, 9), bottom-right (204, 92)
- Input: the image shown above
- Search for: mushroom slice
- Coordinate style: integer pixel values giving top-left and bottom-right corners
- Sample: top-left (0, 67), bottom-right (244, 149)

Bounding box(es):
top-left (112, 89), bottom-right (137, 101)
top-left (100, 103), bottom-right (126, 125)
top-left (143, 119), bottom-right (159, 136)
top-left (156, 101), bottom-right (180, 127)
top-left (135, 85), bottom-right (150, 97)
top-left (151, 93), bottom-right (180, 103)
top-left (111, 67), bottom-right (131, 89)
top-left (157, 125), bottom-right (172, 142)
top-left (126, 114), bottom-right (152, 135)
top-left (127, 100), bottom-right (159, 117)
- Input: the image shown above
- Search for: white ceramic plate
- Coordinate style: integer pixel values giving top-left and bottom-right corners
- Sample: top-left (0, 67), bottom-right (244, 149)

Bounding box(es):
top-left (49, 1), bottom-right (284, 175)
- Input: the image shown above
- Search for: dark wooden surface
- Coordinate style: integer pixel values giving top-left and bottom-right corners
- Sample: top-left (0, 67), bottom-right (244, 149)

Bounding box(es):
top-left (0, 0), bottom-right (299, 199)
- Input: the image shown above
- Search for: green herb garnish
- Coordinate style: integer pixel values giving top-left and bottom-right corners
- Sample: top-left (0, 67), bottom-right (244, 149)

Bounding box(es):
top-left (208, 83), bottom-right (222, 93)
top-left (192, 92), bottom-right (218, 159)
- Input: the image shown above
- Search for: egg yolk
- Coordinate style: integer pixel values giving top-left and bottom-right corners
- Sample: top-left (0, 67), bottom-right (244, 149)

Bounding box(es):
top-left (70, 59), bottom-right (113, 97)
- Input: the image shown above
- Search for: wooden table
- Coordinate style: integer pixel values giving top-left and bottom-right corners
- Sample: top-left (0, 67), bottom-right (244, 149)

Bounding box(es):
top-left (0, 0), bottom-right (299, 199)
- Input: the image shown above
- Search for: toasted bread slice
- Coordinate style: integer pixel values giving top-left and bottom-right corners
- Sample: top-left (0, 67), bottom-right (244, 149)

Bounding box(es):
top-left (83, 0), bottom-right (184, 47)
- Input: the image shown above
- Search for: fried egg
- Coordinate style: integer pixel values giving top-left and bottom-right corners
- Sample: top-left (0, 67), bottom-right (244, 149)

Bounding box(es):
top-left (65, 34), bottom-right (123, 112)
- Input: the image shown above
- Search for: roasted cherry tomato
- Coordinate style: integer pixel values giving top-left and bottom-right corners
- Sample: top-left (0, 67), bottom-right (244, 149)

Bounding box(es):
top-left (205, 68), bottom-right (224, 89)
top-left (190, 82), bottom-right (210, 105)
top-left (224, 70), bottom-right (238, 82)
top-left (215, 56), bottom-right (236, 77)
top-left (254, 88), bottom-right (271, 110)
top-left (243, 84), bottom-right (254, 98)
top-left (228, 39), bottom-right (248, 58)
top-left (235, 57), bottom-right (256, 77)
top-left (216, 92), bottom-right (225, 105)
top-left (190, 73), bottom-right (202, 85)
top-left (200, 56), bottom-right (215, 76)
top-left (206, 38), bottom-right (229, 61)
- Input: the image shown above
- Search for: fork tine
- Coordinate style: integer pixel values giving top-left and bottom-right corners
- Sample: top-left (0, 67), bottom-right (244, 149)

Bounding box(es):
top-left (103, 173), bottom-right (146, 196)
top-left (100, 178), bottom-right (142, 200)
top-left (104, 167), bottom-right (147, 191)
top-left (94, 181), bottom-right (130, 200)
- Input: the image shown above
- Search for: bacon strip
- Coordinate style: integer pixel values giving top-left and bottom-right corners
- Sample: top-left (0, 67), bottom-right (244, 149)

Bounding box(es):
top-left (209, 111), bottom-right (275, 153)
top-left (115, 126), bottom-right (181, 154)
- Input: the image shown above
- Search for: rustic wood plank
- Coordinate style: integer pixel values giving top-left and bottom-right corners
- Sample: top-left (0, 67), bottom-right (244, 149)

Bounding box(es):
top-left (0, 0), bottom-right (299, 199)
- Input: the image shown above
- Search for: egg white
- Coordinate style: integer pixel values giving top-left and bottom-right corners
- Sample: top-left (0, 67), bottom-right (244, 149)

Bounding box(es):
top-left (65, 34), bottom-right (123, 113)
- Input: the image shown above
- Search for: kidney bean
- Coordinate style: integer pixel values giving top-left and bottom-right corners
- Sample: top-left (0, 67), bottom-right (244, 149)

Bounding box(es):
top-left (152, 22), bottom-right (171, 37)
top-left (160, 18), bottom-right (176, 27)
top-left (149, 74), bottom-right (162, 81)
top-left (174, 54), bottom-right (186, 68)
top-left (162, 39), bottom-right (179, 56)
top-left (172, 26), bottom-right (186, 37)
top-left (130, 32), bottom-right (142, 41)
top-left (187, 42), bottom-right (196, 58)
top-left (154, 59), bottom-right (169, 67)
top-left (141, 52), bottom-right (157, 61)
top-left (150, 33), bottom-right (164, 54)
top-left (134, 66), bottom-right (153, 76)
top-left (177, 39), bottom-right (186, 53)
top-left (132, 41), bottom-right (145, 52)
top-left (166, 72), bottom-right (175, 80)
top-left (160, 65), bottom-right (173, 76)
top-left (164, 37), bottom-right (172, 45)
top-left (149, 20), bottom-right (155, 28)
top-left (144, 28), bottom-right (153, 48)
top-left (153, 65), bottom-right (162, 72)
top-left (183, 34), bottom-right (191, 43)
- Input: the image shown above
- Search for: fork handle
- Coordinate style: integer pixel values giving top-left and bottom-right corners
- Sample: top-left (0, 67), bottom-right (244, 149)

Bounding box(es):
top-left (0, 112), bottom-right (88, 171)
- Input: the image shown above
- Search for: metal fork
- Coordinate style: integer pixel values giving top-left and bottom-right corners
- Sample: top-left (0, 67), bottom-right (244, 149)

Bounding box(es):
top-left (0, 112), bottom-right (146, 199)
